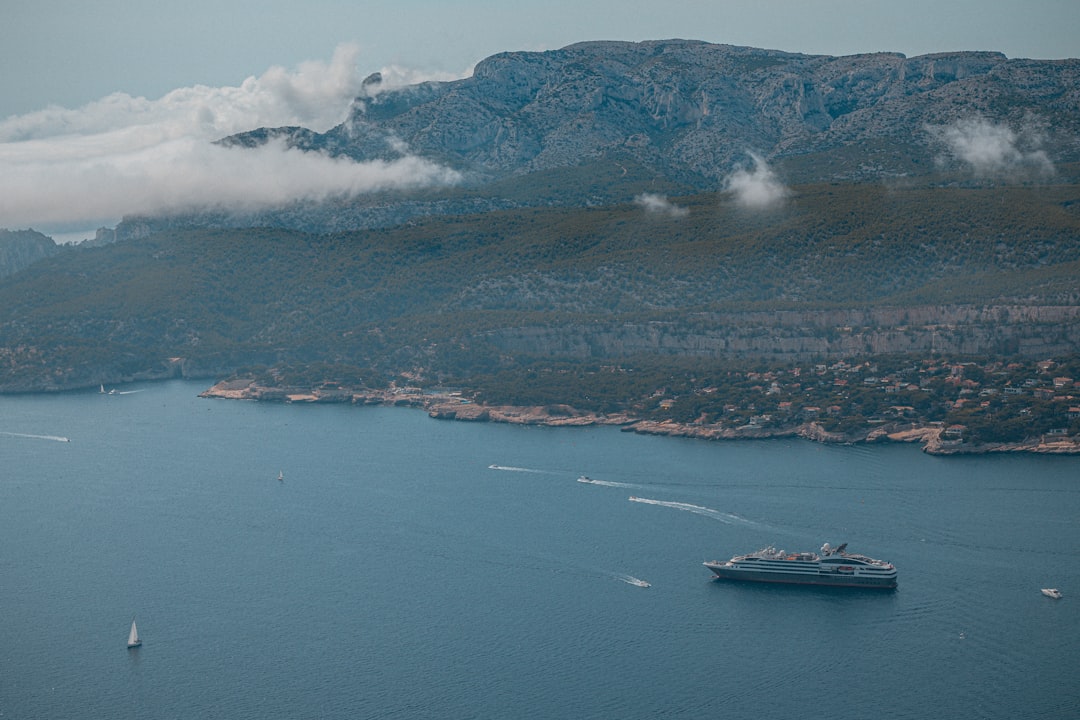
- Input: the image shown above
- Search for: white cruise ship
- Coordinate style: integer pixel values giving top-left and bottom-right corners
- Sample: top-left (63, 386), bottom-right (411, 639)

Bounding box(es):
top-left (704, 543), bottom-right (897, 589)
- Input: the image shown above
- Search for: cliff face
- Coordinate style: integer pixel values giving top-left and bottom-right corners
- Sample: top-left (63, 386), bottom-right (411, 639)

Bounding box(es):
top-left (232, 40), bottom-right (1080, 188)
top-left (487, 306), bottom-right (1080, 361)
top-left (0, 229), bottom-right (60, 278)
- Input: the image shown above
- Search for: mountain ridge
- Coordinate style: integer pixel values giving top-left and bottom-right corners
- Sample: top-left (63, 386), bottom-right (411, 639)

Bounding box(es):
top-left (143, 39), bottom-right (1075, 236)
top-left (8, 40), bottom-right (1080, 243)
top-left (230, 40), bottom-right (1080, 183)
top-left (0, 229), bottom-right (61, 278)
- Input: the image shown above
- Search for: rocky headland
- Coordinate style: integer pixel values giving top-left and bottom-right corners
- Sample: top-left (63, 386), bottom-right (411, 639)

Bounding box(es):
top-left (198, 378), bottom-right (1080, 456)
top-left (0, 229), bottom-right (62, 279)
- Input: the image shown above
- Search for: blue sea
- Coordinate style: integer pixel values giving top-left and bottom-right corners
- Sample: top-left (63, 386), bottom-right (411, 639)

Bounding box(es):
top-left (2, 380), bottom-right (1078, 719)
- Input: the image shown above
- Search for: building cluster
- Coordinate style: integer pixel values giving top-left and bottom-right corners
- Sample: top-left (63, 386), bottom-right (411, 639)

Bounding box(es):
top-left (660, 356), bottom-right (1080, 443)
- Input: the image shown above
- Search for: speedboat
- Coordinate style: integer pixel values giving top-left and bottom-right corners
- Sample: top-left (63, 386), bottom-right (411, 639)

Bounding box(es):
top-left (1041, 588), bottom-right (1063, 599)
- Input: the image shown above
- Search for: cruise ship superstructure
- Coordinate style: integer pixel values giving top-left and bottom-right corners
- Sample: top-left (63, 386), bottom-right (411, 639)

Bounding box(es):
top-left (704, 543), bottom-right (897, 589)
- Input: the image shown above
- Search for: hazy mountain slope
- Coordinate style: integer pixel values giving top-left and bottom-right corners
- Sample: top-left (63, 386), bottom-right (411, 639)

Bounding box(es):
top-left (3, 40), bottom-right (1080, 394)
top-left (2, 181), bottom-right (1079, 391)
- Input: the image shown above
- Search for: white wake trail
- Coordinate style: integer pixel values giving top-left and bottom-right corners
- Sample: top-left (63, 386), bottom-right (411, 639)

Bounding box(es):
top-left (0, 431), bottom-right (70, 443)
top-left (628, 496), bottom-right (760, 527)
top-left (488, 464), bottom-right (548, 474)
top-left (576, 476), bottom-right (643, 489)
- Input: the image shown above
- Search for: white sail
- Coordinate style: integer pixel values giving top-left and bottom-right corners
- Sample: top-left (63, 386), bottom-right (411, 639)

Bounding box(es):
top-left (127, 618), bottom-right (141, 648)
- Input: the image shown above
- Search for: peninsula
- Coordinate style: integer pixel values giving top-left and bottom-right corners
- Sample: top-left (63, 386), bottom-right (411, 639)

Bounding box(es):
top-left (199, 352), bottom-right (1080, 455)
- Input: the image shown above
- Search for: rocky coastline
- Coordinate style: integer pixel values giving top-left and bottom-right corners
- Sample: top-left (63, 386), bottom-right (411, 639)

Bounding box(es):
top-left (198, 378), bottom-right (1080, 456)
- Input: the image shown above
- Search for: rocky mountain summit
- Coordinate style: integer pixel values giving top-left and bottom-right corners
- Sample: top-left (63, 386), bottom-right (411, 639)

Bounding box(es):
top-left (228, 39), bottom-right (1080, 189)
top-left (96, 40), bottom-right (1080, 239)
top-left (0, 229), bottom-right (60, 278)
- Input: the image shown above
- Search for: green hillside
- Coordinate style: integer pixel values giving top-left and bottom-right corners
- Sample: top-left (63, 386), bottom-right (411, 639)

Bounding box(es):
top-left (1, 178), bottom-right (1079, 394)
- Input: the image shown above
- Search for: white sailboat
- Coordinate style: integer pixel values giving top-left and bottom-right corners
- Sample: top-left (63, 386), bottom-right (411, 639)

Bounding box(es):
top-left (278, 470), bottom-right (284, 482)
top-left (127, 617), bottom-right (141, 648)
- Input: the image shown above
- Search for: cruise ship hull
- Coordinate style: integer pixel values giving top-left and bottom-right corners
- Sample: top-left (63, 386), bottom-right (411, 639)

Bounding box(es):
top-left (705, 563), bottom-right (897, 589)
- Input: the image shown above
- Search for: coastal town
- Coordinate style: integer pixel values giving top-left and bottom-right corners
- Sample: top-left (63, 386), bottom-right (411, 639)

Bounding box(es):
top-left (201, 354), bottom-right (1080, 455)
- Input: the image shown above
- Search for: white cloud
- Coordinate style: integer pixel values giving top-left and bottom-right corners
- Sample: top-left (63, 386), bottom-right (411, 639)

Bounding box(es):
top-left (0, 44), bottom-right (462, 235)
top-left (360, 64), bottom-right (469, 97)
top-left (0, 43), bottom-right (369, 144)
top-left (723, 152), bottom-right (789, 210)
top-left (0, 137), bottom-right (459, 229)
top-left (634, 193), bottom-right (688, 218)
top-left (927, 116), bottom-right (1054, 178)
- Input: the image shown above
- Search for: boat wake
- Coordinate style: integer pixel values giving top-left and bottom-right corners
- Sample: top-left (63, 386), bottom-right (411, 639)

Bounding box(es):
top-left (488, 464), bottom-right (549, 474)
top-left (628, 496), bottom-right (761, 527)
top-left (0, 431), bottom-right (70, 443)
top-left (614, 573), bottom-right (651, 588)
top-left (576, 476), bottom-right (645, 490)
top-left (100, 386), bottom-right (144, 395)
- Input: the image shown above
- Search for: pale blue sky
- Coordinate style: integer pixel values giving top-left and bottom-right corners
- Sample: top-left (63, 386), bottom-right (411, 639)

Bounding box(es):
top-left (4, 0), bottom-right (1079, 119)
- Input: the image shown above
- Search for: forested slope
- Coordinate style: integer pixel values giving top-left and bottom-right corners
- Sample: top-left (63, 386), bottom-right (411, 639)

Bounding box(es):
top-left (1, 179), bottom-right (1079, 391)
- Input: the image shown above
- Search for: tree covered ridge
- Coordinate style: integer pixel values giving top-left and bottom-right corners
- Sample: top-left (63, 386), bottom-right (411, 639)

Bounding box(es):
top-left (0, 178), bottom-right (1078, 396)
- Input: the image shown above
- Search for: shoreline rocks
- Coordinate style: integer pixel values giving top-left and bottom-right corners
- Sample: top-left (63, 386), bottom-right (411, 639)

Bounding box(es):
top-left (197, 379), bottom-right (1080, 455)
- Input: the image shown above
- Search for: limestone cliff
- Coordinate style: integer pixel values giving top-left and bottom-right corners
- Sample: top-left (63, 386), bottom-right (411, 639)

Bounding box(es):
top-left (236, 40), bottom-right (1080, 188)
top-left (487, 305), bottom-right (1080, 361)
top-left (0, 229), bottom-right (60, 278)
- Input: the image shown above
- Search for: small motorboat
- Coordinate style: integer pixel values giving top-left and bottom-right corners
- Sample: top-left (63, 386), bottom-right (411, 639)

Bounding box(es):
top-left (1041, 588), bottom-right (1063, 599)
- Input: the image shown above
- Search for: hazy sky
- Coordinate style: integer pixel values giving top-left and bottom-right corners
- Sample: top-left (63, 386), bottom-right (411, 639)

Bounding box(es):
top-left (2, 0), bottom-right (1079, 238)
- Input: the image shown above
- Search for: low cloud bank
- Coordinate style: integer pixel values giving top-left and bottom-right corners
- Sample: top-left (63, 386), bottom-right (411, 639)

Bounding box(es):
top-left (723, 152), bottom-right (789, 210)
top-left (634, 193), bottom-right (688, 218)
top-left (0, 44), bottom-right (462, 235)
top-left (927, 115), bottom-right (1054, 178)
top-left (2, 137), bottom-right (459, 229)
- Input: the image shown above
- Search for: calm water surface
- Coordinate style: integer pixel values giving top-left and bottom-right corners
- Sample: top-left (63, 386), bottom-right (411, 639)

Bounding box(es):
top-left (1, 381), bottom-right (1078, 719)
